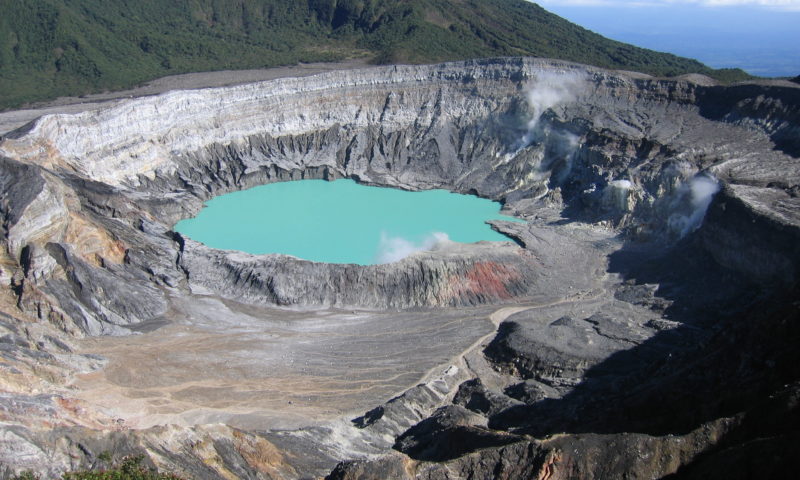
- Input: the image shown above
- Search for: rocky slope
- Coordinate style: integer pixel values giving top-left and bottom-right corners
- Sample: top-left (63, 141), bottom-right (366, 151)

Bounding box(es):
top-left (0, 57), bottom-right (797, 478)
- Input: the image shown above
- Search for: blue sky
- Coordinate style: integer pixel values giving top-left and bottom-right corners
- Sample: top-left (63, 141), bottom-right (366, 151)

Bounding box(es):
top-left (532, 0), bottom-right (800, 77)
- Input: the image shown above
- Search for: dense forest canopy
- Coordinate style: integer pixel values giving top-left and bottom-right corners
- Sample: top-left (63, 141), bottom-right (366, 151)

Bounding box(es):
top-left (0, 0), bottom-right (751, 109)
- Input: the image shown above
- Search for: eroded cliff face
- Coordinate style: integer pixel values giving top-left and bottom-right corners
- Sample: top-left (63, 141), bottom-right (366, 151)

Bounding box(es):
top-left (2, 58), bottom-right (797, 319)
top-left (0, 58), bottom-right (797, 479)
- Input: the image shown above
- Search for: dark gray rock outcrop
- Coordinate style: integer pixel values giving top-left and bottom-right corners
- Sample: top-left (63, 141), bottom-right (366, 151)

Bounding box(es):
top-left (0, 57), bottom-right (798, 479)
top-left (452, 378), bottom-right (520, 416)
top-left (0, 57), bottom-right (796, 330)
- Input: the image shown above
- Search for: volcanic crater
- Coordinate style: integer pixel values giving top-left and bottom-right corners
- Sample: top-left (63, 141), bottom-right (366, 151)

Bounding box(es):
top-left (0, 57), bottom-right (798, 479)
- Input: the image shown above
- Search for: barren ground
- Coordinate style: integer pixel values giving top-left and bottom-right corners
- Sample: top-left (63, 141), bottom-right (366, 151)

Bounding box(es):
top-left (70, 292), bottom-right (497, 431)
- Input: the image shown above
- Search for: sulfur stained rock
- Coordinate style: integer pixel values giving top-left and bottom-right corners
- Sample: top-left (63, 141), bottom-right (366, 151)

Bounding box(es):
top-left (0, 57), bottom-right (798, 479)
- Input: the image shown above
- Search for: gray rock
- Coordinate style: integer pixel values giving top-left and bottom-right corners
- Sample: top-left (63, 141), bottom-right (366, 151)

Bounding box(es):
top-left (392, 405), bottom-right (522, 462)
top-left (0, 57), bottom-right (797, 479)
top-left (452, 378), bottom-right (521, 416)
top-left (504, 379), bottom-right (551, 405)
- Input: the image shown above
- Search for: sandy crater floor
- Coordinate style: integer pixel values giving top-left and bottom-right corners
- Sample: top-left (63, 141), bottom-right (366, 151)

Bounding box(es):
top-left (67, 220), bottom-right (618, 434)
top-left (71, 293), bottom-right (498, 430)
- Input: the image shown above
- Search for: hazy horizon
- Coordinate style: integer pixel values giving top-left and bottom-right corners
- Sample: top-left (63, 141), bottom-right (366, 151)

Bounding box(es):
top-left (535, 0), bottom-right (800, 77)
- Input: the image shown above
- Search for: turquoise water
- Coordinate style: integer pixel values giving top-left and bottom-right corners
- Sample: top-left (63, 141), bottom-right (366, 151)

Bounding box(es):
top-left (174, 179), bottom-right (519, 265)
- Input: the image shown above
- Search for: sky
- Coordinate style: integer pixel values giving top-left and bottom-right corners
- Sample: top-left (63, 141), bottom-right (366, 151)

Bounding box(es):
top-left (532, 0), bottom-right (800, 77)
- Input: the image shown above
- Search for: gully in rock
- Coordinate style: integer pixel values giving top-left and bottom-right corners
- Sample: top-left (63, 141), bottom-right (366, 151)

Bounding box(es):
top-left (0, 58), bottom-right (797, 479)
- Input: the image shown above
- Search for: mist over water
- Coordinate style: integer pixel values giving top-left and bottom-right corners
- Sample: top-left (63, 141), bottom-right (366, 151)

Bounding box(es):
top-left (175, 179), bottom-right (518, 265)
top-left (376, 232), bottom-right (452, 264)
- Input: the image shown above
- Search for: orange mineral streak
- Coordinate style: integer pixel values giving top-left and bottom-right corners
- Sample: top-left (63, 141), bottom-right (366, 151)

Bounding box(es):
top-left (48, 396), bottom-right (115, 430)
top-left (538, 451), bottom-right (563, 480)
top-left (232, 430), bottom-right (297, 479)
top-left (0, 137), bottom-right (64, 171)
top-left (64, 213), bottom-right (126, 266)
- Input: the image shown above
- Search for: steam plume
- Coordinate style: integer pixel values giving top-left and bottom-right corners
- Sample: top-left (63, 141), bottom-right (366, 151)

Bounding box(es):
top-left (375, 232), bottom-right (450, 264)
top-left (517, 72), bottom-right (584, 149)
top-left (668, 174), bottom-right (720, 236)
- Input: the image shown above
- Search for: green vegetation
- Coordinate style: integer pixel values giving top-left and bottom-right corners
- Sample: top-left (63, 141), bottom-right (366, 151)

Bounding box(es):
top-left (10, 473), bottom-right (38, 480)
top-left (0, 0), bottom-right (752, 110)
top-left (11, 456), bottom-right (185, 480)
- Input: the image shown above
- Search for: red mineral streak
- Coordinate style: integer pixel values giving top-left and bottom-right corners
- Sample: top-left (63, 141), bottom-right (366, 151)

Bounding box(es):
top-left (445, 261), bottom-right (520, 303)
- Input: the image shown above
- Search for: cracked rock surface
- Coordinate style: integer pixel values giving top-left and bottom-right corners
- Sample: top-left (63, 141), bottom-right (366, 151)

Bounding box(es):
top-left (0, 57), bottom-right (798, 478)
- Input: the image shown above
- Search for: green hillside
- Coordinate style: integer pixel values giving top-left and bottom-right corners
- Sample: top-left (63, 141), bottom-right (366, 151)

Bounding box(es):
top-left (0, 0), bottom-right (751, 110)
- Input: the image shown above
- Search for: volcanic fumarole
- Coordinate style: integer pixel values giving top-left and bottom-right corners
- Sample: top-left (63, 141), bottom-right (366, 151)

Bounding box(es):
top-left (0, 58), bottom-right (798, 479)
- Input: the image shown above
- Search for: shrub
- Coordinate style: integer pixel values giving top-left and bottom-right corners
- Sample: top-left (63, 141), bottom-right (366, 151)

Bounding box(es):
top-left (60, 455), bottom-right (185, 480)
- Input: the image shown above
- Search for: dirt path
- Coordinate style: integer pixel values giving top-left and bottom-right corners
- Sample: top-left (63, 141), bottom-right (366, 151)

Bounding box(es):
top-left (415, 283), bottom-right (609, 394)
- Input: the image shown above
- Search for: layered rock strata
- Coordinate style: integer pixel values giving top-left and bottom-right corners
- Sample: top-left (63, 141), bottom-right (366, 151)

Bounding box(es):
top-left (0, 57), bottom-right (797, 478)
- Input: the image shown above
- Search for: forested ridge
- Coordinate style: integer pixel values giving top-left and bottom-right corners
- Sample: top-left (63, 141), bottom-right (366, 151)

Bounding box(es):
top-left (0, 0), bottom-right (751, 109)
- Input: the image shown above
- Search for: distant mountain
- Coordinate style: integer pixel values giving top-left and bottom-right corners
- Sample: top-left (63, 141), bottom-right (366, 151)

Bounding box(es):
top-left (0, 0), bottom-right (751, 110)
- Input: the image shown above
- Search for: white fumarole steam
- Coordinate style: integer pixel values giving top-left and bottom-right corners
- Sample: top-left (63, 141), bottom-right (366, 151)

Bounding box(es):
top-left (605, 179), bottom-right (635, 212)
top-left (668, 174), bottom-right (721, 237)
top-left (375, 232), bottom-right (451, 264)
top-left (517, 72), bottom-right (584, 149)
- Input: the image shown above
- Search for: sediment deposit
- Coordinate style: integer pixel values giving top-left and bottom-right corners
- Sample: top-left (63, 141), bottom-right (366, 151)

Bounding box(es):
top-left (0, 57), bottom-right (798, 479)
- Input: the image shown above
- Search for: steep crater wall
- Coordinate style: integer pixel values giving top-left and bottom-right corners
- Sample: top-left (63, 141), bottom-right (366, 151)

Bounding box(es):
top-left (0, 58), bottom-right (798, 480)
top-left (0, 57), bottom-right (798, 334)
